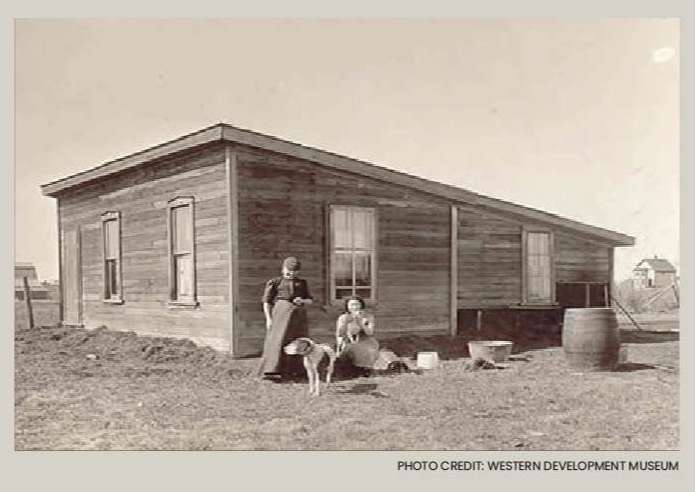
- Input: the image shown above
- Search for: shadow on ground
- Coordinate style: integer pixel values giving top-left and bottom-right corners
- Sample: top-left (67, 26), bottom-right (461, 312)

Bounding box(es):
top-left (619, 329), bottom-right (679, 344)
top-left (614, 362), bottom-right (660, 372)
top-left (382, 325), bottom-right (563, 362)
top-left (334, 382), bottom-right (389, 398)
top-left (380, 312), bottom-right (678, 362)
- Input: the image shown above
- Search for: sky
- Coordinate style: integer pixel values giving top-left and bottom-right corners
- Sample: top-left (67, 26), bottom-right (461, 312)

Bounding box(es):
top-left (14, 19), bottom-right (679, 282)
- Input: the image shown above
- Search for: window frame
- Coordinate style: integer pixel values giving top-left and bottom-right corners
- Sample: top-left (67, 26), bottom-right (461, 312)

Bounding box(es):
top-left (328, 205), bottom-right (378, 306)
top-left (101, 211), bottom-right (123, 304)
top-left (167, 196), bottom-right (198, 307)
top-left (521, 226), bottom-right (556, 305)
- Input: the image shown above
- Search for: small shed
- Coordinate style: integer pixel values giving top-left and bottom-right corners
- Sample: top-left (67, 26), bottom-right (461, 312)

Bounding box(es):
top-left (40, 124), bottom-right (635, 356)
top-left (14, 262), bottom-right (51, 301)
top-left (632, 256), bottom-right (677, 289)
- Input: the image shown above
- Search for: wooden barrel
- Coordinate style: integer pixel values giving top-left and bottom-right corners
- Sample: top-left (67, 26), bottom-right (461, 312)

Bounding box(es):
top-left (562, 308), bottom-right (620, 371)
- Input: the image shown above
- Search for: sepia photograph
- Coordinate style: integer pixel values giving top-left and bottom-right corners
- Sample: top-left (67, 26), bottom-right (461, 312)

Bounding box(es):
top-left (13, 18), bottom-right (680, 452)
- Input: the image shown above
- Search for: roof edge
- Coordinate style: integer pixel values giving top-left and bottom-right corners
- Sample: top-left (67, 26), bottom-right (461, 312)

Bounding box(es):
top-left (40, 124), bottom-right (225, 196)
top-left (40, 122), bottom-right (636, 246)
top-left (218, 124), bottom-right (635, 246)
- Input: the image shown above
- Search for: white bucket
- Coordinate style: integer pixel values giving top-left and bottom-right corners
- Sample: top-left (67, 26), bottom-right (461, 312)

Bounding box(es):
top-left (618, 345), bottom-right (628, 364)
top-left (417, 351), bottom-right (440, 370)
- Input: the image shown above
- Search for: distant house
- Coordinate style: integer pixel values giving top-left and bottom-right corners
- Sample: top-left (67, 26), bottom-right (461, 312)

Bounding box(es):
top-left (15, 263), bottom-right (61, 329)
top-left (41, 281), bottom-right (61, 300)
top-left (632, 256), bottom-right (677, 289)
top-left (40, 123), bottom-right (635, 356)
top-left (14, 262), bottom-right (51, 301)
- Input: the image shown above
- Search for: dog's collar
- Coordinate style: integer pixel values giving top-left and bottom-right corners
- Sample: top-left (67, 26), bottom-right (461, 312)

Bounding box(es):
top-left (295, 338), bottom-right (316, 356)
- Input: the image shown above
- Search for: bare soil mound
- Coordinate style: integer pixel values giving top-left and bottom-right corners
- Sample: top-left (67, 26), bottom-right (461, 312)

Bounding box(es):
top-left (15, 324), bottom-right (254, 382)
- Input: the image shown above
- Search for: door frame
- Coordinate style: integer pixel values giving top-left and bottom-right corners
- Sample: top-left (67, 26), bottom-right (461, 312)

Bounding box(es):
top-left (62, 227), bottom-right (83, 325)
top-left (521, 226), bottom-right (556, 305)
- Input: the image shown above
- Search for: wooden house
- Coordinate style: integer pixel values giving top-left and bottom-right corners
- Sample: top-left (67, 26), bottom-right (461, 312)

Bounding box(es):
top-left (41, 124), bottom-right (635, 356)
top-left (632, 256), bottom-right (677, 289)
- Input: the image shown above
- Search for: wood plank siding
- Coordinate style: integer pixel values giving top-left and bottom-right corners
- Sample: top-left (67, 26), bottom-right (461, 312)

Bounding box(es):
top-left (233, 145), bottom-right (452, 357)
top-left (457, 204), bottom-right (523, 307)
top-left (56, 144), bottom-right (232, 351)
top-left (456, 204), bottom-right (613, 309)
top-left (555, 232), bottom-right (611, 284)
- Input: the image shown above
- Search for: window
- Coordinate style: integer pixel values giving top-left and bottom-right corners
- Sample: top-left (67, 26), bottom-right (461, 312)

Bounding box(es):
top-left (101, 211), bottom-right (122, 303)
top-left (522, 229), bottom-right (555, 304)
top-left (330, 206), bottom-right (376, 302)
top-left (167, 197), bottom-right (197, 305)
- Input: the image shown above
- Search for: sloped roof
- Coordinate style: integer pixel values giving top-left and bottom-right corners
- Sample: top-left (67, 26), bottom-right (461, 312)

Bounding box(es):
top-left (40, 123), bottom-right (635, 246)
top-left (14, 280), bottom-right (48, 290)
top-left (635, 258), bottom-right (676, 272)
top-left (15, 263), bottom-right (38, 280)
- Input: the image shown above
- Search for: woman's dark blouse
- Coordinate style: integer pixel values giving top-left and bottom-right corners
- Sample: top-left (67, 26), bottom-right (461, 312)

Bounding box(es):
top-left (262, 277), bottom-right (312, 304)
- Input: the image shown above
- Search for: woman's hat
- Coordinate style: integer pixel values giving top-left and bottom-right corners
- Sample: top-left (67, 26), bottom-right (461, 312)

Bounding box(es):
top-left (282, 256), bottom-right (301, 271)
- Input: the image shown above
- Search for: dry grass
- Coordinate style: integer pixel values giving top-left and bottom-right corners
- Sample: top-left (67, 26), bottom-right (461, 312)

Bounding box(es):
top-left (15, 323), bottom-right (679, 451)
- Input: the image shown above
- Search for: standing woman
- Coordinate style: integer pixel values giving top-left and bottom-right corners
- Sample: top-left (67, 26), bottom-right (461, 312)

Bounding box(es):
top-left (258, 257), bottom-right (313, 379)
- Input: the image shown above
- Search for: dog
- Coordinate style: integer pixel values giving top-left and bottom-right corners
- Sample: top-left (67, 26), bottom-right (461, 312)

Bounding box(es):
top-left (283, 337), bottom-right (337, 396)
top-left (336, 330), bottom-right (359, 357)
top-left (336, 316), bottom-right (369, 356)
top-left (346, 323), bottom-right (361, 344)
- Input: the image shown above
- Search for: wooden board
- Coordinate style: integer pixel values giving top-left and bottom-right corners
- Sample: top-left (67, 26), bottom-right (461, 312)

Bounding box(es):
top-left (456, 206), bottom-right (523, 307)
top-left (57, 144), bottom-right (231, 350)
top-left (233, 144), bottom-right (452, 355)
top-left (555, 231), bottom-right (611, 283)
top-left (62, 228), bottom-right (82, 325)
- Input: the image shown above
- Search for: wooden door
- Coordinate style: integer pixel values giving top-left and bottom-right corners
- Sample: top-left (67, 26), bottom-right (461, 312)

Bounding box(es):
top-left (525, 231), bottom-right (554, 304)
top-left (63, 228), bottom-right (83, 325)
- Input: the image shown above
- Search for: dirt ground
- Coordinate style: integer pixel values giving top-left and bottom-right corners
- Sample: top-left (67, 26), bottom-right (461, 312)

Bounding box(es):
top-left (15, 322), bottom-right (679, 450)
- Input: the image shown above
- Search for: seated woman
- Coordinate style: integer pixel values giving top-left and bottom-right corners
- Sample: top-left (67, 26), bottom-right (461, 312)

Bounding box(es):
top-left (335, 296), bottom-right (380, 375)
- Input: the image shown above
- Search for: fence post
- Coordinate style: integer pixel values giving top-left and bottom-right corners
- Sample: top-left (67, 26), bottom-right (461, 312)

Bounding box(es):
top-left (23, 276), bottom-right (35, 329)
top-left (610, 294), bottom-right (644, 331)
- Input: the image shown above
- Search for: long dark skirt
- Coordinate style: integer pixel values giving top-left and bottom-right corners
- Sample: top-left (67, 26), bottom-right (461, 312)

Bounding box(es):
top-left (257, 300), bottom-right (309, 377)
top-left (340, 335), bottom-right (380, 368)
top-left (336, 336), bottom-right (419, 377)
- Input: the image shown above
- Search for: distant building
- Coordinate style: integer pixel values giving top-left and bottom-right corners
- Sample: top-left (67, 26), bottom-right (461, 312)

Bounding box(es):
top-left (632, 256), bottom-right (677, 289)
top-left (41, 280), bottom-right (60, 300)
top-left (14, 262), bottom-right (52, 301)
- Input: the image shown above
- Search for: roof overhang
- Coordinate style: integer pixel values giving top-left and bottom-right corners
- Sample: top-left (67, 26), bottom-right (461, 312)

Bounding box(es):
top-left (41, 123), bottom-right (636, 247)
top-left (41, 125), bottom-right (225, 196)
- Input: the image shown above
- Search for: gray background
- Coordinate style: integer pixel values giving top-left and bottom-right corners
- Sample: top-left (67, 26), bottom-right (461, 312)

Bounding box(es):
top-left (2, 1), bottom-right (692, 491)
